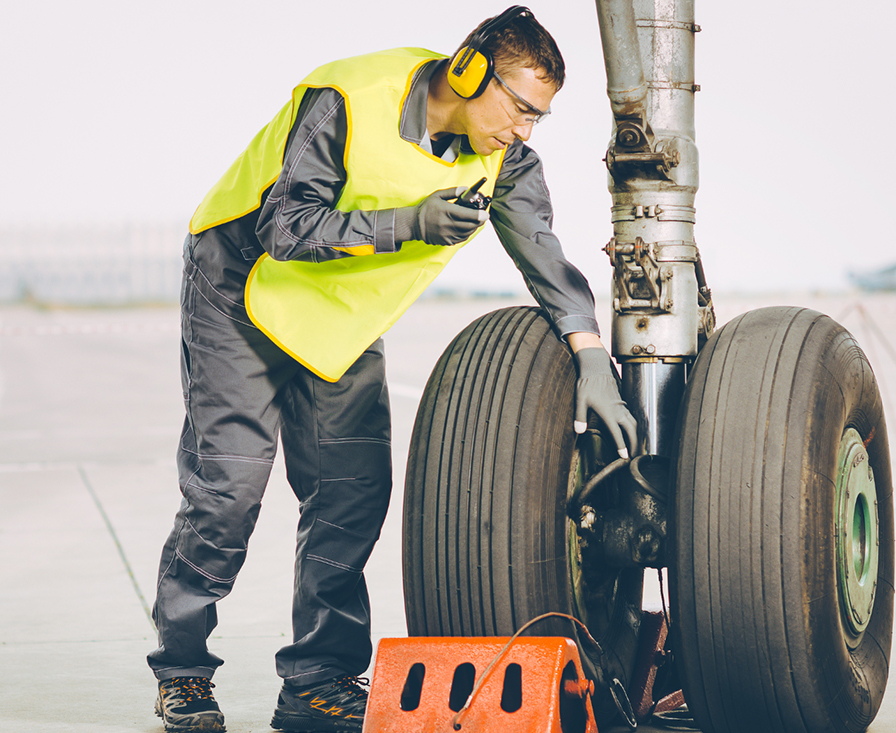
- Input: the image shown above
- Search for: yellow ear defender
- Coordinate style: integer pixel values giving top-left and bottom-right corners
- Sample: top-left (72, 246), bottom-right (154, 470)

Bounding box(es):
top-left (448, 5), bottom-right (531, 99)
top-left (448, 46), bottom-right (494, 99)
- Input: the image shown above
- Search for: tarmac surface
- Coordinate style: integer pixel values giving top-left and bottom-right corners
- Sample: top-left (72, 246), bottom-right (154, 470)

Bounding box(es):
top-left (2, 291), bottom-right (895, 732)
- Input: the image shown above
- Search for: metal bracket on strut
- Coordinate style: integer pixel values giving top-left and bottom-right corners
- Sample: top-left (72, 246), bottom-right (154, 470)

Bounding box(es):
top-left (614, 118), bottom-right (654, 153)
top-left (606, 147), bottom-right (680, 178)
top-left (604, 118), bottom-right (679, 179)
top-left (604, 237), bottom-right (672, 314)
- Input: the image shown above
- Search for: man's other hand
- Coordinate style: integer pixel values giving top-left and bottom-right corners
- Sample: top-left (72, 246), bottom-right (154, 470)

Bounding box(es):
top-left (572, 346), bottom-right (638, 459)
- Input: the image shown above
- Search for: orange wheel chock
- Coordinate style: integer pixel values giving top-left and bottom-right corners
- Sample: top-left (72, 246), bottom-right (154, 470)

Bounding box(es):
top-left (362, 636), bottom-right (599, 732)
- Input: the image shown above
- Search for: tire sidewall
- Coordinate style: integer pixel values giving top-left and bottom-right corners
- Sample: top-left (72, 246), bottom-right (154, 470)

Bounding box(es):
top-left (670, 307), bottom-right (894, 733)
top-left (796, 320), bottom-right (893, 730)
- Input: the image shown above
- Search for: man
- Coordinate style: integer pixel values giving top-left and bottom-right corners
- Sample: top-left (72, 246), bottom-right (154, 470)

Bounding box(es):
top-left (149, 6), bottom-right (637, 733)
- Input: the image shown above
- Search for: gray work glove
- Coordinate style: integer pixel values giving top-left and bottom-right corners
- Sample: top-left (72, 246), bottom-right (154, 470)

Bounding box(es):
top-left (395, 187), bottom-right (488, 246)
top-left (573, 347), bottom-right (638, 459)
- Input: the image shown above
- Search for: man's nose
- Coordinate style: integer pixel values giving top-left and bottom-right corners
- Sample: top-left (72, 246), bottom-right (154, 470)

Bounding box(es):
top-left (512, 120), bottom-right (534, 142)
top-left (512, 122), bottom-right (533, 142)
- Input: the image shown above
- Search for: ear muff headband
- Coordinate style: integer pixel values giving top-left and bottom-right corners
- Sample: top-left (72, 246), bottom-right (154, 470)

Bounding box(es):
top-left (448, 5), bottom-right (531, 99)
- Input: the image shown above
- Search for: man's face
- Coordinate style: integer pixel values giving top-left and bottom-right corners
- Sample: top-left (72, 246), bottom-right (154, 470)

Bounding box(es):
top-left (461, 65), bottom-right (557, 156)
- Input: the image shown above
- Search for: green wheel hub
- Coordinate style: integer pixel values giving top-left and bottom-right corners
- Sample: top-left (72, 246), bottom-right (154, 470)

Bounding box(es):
top-left (835, 427), bottom-right (879, 638)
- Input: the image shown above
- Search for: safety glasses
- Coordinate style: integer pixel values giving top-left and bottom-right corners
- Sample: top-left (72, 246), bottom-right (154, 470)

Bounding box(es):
top-left (492, 69), bottom-right (552, 125)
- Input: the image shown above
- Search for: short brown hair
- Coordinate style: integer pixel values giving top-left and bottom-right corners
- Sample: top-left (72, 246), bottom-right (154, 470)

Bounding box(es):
top-left (459, 9), bottom-right (565, 90)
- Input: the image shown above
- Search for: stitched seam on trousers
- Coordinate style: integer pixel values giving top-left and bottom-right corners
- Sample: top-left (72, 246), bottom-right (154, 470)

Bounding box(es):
top-left (181, 447), bottom-right (274, 465)
top-left (183, 466), bottom-right (201, 492)
top-left (192, 281), bottom-right (255, 328)
top-left (194, 265), bottom-right (246, 308)
top-left (320, 477), bottom-right (357, 482)
top-left (311, 378), bottom-right (323, 497)
top-left (175, 548), bottom-right (238, 583)
top-left (286, 669), bottom-right (326, 681)
top-left (157, 554), bottom-right (176, 592)
top-left (317, 518), bottom-right (378, 541)
top-left (318, 437), bottom-right (391, 446)
top-left (184, 480), bottom-right (219, 495)
top-left (317, 519), bottom-right (347, 531)
top-left (306, 554), bottom-right (362, 573)
top-left (155, 517), bottom-right (185, 591)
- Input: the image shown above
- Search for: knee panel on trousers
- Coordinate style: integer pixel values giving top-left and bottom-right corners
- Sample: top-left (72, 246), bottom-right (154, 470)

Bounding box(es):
top-left (173, 461), bottom-right (272, 585)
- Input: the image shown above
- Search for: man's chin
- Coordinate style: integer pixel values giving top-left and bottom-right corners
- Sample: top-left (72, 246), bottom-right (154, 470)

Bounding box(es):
top-left (470, 139), bottom-right (500, 156)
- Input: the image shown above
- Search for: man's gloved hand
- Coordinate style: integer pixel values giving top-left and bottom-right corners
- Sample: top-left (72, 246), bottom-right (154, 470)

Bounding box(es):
top-left (397, 187), bottom-right (488, 246)
top-left (573, 347), bottom-right (638, 459)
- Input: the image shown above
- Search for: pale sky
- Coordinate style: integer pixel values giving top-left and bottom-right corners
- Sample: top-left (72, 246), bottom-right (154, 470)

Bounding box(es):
top-left (2, 0), bottom-right (894, 294)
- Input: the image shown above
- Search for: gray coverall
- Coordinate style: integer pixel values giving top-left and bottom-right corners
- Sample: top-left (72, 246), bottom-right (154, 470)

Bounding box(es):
top-left (148, 58), bottom-right (600, 686)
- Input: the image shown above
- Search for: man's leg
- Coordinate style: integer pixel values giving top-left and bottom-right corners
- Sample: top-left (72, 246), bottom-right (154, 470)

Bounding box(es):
top-left (148, 265), bottom-right (299, 680)
top-left (270, 340), bottom-right (391, 730)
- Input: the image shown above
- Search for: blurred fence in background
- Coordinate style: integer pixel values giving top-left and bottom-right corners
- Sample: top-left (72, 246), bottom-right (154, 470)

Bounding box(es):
top-left (3, 223), bottom-right (891, 308)
top-left (0, 222), bottom-right (528, 305)
top-left (0, 223), bottom-right (185, 305)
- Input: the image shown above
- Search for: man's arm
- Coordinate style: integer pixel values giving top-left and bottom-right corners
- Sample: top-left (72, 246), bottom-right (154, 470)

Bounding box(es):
top-left (489, 141), bottom-right (600, 339)
top-left (491, 144), bottom-right (637, 456)
top-left (254, 88), bottom-right (400, 261)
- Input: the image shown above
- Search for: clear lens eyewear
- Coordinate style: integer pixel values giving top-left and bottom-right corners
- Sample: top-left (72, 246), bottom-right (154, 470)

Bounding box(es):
top-left (492, 70), bottom-right (551, 125)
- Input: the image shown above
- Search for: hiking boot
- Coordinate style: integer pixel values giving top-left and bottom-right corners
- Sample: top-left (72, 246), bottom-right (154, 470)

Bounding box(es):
top-left (155, 677), bottom-right (226, 732)
top-left (271, 674), bottom-right (369, 732)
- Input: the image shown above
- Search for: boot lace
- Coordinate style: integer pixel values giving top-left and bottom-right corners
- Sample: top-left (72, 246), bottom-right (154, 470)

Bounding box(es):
top-left (169, 677), bottom-right (216, 702)
top-left (333, 675), bottom-right (369, 698)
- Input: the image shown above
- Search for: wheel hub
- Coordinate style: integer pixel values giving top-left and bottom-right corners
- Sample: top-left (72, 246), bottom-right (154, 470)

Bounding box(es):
top-left (835, 427), bottom-right (879, 637)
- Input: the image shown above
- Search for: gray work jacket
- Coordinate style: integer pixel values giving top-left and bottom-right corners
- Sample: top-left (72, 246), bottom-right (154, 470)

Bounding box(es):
top-left (187, 59), bottom-right (600, 340)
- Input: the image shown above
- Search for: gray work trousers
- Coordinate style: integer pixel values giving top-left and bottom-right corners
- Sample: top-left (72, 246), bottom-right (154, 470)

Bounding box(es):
top-left (147, 248), bottom-right (392, 685)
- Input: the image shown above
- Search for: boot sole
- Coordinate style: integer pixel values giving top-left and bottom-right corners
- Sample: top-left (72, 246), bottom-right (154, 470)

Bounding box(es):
top-left (155, 697), bottom-right (226, 732)
top-left (270, 709), bottom-right (362, 732)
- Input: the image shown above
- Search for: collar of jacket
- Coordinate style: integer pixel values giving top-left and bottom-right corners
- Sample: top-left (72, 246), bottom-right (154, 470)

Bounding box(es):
top-left (399, 59), bottom-right (475, 156)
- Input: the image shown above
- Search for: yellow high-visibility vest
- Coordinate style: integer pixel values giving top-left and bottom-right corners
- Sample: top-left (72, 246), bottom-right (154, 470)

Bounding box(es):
top-left (190, 48), bottom-right (505, 382)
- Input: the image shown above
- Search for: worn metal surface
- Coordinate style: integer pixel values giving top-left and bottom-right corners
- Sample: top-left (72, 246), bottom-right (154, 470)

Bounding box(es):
top-left (574, 454), bottom-right (670, 568)
top-left (621, 360), bottom-right (686, 456)
top-left (628, 611), bottom-right (669, 722)
top-left (576, 2), bottom-right (704, 632)
top-left (595, 0), bottom-right (708, 458)
top-left (598, 0), bottom-right (705, 364)
top-left (595, 0), bottom-right (650, 121)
